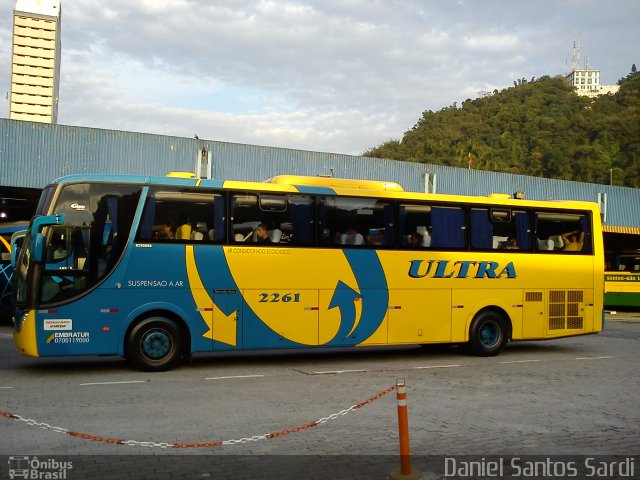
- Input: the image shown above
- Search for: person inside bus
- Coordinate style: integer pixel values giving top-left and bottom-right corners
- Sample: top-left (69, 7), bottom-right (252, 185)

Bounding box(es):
top-left (561, 229), bottom-right (585, 251)
top-left (343, 227), bottom-right (364, 245)
top-left (409, 231), bottom-right (423, 247)
top-left (409, 230), bottom-right (431, 247)
top-left (175, 222), bottom-right (192, 240)
top-left (161, 223), bottom-right (176, 240)
top-left (255, 223), bottom-right (272, 244)
top-left (503, 236), bottom-right (519, 250)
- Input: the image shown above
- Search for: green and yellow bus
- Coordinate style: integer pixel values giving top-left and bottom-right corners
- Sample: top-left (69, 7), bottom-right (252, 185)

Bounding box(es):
top-left (605, 255), bottom-right (640, 308)
top-left (12, 173), bottom-right (604, 371)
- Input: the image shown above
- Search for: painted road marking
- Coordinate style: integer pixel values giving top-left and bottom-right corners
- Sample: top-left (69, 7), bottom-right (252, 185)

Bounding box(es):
top-left (205, 374), bottom-right (265, 380)
top-left (0, 333), bottom-right (13, 340)
top-left (313, 369), bottom-right (367, 375)
top-left (0, 386), bottom-right (13, 389)
top-left (575, 356), bottom-right (613, 360)
top-left (499, 359), bottom-right (540, 364)
top-left (412, 364), bottom-right (461, 369)
top-left (79, 380), bottom-right (147, 386)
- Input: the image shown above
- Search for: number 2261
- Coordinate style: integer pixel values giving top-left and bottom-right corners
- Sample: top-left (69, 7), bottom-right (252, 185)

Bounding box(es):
top-left (258, 293), bottom-right (301, 303)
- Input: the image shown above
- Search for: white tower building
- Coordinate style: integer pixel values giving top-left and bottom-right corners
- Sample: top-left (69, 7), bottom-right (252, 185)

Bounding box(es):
top-left (10, 0), bottom-right (62, 123)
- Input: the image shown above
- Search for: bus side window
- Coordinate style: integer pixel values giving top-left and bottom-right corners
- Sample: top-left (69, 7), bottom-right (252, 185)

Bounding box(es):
top-left (319, 197), bottom-right (393, 248)
top-left (231, 194), bottom-right (260, 242)
top-left (256, 194), bottom-right (291, 244)
top-left (470, 208), bottom-right (531, 251)
top-left (398, 203), bottom-right (432, 249)
top-left (138, 188), bottom-right (224, 243)
top-left (239, 193), bottom-right (315, 246)
top-left (535, 211), bottom-right (592, 254)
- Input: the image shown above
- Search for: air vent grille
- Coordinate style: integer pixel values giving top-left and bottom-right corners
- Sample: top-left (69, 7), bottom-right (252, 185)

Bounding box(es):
top-left (549, 290), bottom-right (584, 331)
top-left (526, 291), bottom-right (543, 302)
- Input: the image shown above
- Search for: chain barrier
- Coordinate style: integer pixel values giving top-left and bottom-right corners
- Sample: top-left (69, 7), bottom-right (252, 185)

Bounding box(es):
top-left (0, 383), bottom-right (398, 449)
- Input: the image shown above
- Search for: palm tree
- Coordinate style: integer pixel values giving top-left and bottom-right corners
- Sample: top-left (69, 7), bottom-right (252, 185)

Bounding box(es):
top-left (457, 142), bottom-right (480, 169)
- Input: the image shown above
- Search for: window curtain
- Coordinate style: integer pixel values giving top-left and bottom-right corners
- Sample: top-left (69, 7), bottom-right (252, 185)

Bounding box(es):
top-left (515, 212), bottom-right (531, 250)
top-left (431, 207), bottom-right (465, 248)
top-left (292, 202), bottom-right (313, 245)
top-left (470, 209), bottom-right (492, 249)
top-left (579, 215), bottom-right (591, 253)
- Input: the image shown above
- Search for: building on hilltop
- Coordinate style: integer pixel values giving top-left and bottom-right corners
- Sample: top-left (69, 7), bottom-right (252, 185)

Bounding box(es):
top-left (564, 38), bottom-right (620, 98)
top-left (565, 67), bottom-right (620, 97)
top-left (9, 0), bottom-right (62, 124)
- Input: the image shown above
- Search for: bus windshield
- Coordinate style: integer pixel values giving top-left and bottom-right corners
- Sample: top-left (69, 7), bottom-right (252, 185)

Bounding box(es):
top-left (14, 183), bottom-right (142, 308)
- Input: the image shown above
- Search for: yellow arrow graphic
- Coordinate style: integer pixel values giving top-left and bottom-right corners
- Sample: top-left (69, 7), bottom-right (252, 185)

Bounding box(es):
top-left (185, 245), bottom-right (237, 346)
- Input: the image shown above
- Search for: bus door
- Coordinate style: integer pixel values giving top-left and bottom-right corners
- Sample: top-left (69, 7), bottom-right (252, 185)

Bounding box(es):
top-left (522, 290), bottom-right (545, 338)
top-left (212, 290), bottom-right (241, 348)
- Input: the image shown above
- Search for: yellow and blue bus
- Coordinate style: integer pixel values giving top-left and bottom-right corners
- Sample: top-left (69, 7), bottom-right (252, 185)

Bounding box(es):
top-left (12, 174), bottom-right (604, 371)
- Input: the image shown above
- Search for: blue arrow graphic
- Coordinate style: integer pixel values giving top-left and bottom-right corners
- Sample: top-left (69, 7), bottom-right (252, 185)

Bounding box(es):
top-left (342, 250), bottom-right (389, 343)
top-left (327, 280), bottom-right (361, 343)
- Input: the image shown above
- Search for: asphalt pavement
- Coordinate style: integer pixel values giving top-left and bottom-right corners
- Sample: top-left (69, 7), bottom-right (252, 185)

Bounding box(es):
top-left (0, 313), bottom-right (638, 480)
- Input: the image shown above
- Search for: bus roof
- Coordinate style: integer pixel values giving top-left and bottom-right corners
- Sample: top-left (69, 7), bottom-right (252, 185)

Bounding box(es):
top-left (46, 174), bottom-right (599, 212)
top-left (266, 175), bottom-right (404, 192)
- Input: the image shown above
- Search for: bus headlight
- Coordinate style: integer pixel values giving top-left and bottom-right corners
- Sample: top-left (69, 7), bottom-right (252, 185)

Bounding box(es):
top-left (15, 312), bottom-right (28, 332)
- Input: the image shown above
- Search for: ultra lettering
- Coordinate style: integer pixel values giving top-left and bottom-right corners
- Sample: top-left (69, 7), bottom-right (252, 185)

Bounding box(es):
top-left (408, 260), bottom-right (517, 279)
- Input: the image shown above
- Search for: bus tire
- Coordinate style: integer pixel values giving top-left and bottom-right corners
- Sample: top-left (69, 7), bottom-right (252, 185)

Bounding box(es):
top-left (468, 310), bottom-right (508, 356)
top-left (126, 317), bottom-right (183, 371)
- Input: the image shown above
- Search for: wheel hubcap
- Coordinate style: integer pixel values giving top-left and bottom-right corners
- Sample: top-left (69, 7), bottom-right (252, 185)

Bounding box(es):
top-left (479, 321), bottom-right (500, 347)
top-left (141, 329), bottom-right (172, 360)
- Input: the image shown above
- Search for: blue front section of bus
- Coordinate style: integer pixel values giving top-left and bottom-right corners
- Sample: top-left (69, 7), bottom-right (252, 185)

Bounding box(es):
top-left (33, 241), bottom-right (392, 356)
top-left (33, 244), bottom-right (207, 356)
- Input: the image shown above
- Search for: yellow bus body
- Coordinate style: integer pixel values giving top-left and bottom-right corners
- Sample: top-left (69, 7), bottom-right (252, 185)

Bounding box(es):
top-left (11, 174), bottom-right (604, 370)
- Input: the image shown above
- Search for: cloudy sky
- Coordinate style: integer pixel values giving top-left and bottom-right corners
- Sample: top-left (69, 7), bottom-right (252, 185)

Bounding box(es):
top-left (0, 1), bottom-right (637, 155)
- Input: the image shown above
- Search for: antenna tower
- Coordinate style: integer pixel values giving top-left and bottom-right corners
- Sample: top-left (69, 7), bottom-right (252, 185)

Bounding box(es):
top-left (571, 37), bottom-right (581, 71)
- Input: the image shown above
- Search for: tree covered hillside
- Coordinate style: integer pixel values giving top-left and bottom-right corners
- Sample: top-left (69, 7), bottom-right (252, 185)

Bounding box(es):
top-left (364, 72), bottom-right (640, 187)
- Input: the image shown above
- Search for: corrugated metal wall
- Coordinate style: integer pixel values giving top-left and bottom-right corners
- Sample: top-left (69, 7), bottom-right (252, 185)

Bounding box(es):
top-left (420, 165), bottom-right (640, 229)
top-left (211, 141), bottom-right (421, 189)
top-left (1, 118), bottom-right (639, 228)
top-left (0, 119), bottom-right (197, 184)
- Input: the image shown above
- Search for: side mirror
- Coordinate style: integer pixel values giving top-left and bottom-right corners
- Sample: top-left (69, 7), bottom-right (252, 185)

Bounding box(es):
top-left (32, 213), bottom-right (65, 232)
top-left (28, 213), bottom-right (66, 264)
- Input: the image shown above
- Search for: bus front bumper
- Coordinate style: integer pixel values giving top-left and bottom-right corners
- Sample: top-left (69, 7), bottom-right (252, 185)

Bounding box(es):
top-left (13, 310), bottom-right (39, 357)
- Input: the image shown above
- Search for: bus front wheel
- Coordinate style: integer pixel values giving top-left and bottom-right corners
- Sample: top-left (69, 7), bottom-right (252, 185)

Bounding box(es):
top-left (126, 317), bottom-right (183, 371)
top-left (468, 311), bottom-right (508, 356)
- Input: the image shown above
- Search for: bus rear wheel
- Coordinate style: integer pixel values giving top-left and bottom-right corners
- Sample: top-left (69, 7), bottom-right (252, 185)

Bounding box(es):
top-left (468, 311), bottom-right (508, 356)
top-left (127, 317), bottom-right (183, 371)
